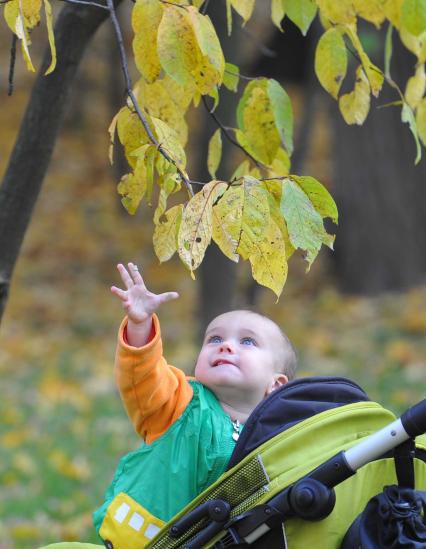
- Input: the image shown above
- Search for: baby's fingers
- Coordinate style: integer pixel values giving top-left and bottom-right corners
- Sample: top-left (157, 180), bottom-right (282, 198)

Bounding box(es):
top-left (156, 291), bottom-right (179, 306)
top-left (111, 285), bottom-right (128, 301)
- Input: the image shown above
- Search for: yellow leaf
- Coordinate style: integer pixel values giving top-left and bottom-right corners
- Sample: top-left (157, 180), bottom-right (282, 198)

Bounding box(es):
top-left (186, 6), bottom-right (225, 87)
top-left (157, 5), bottom-right (223, 95)
top-left (212, 176), bottom-right (270, 261)
top-left (265, 188), bottom-right (296, 258)
top-left (153, 204), bottom-right (183, 262)
top-left (16, 14), bottom-right (35, 72)
top-left (108, 112), bottom-right (119, 165)
top-left (249, 218), bottom-right (288, 299)
top-left (352, 0), bottom-right (386, 27)
top-left (316, 0), bottom-right (357, 24)
top-left (315, 27), bottom-right (348, 99)
top-left (43, 0), bottom-right (56, 75)
top-left (271, 0), bottom-right (285, 29)
top-left (4, 0), bottom-right (41, 31)
top-left (399, 27), bottom-right (426, 61)
top-left (383, 0), bottom-right (404, 27)
top-left (207, 129), bottom-right (222, 179)
top-left (416, 97), bottom-right (426, 144)
top-left (344, 25), bottom-right (384, 96)
top-left (152, 117), bottom-right (187, 170)
top-left (236, 81), bottom-right (281, 164)
top-left (116, 106), bottom-right (151, 168)
top-left (230, 0), bottom-right (255, 23)
top-left (268, 147), bottom-right (291, 176)
top-left (339, 65), bottom-right (371, 124)
top-left (117, 165), bottom-right (147, 215)
top-left (154, 173), bottom-right (181, 223)
top-left (132, 0), bottom-right (163, 83)
top-left (157, 5), bottom-right (198, 87)
top-left (135, 77), bottom-right (190, 145)
top-left (178, 181), bottom-right (227, 272)
top-left (405, 63), bottom-right (426, 108)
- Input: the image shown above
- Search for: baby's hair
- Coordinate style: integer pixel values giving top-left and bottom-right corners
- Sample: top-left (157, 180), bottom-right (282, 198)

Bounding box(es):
top-left (253, 311), bottom-right (297, 381)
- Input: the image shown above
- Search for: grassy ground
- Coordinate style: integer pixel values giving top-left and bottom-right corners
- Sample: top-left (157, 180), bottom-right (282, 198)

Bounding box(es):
top-left (0, 43), bottom-right (425, 549)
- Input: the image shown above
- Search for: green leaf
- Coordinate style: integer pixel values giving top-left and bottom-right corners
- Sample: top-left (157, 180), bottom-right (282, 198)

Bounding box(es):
top-left (291, 175), bottom-right (338, 223)
top-left (384, 23), bottom-right (393, 80)
top-left (280, 178), bottom-right (334, 268)
top-left (315, 27), bottom-right (348, 99)
top-left (401, 0), bottom-right (426, 36)
top-left (401, 102), bottom-right (422, 164)
top-left (223, 62), bottom-right (240, 91)
top-left (230, 0), bottom-right (255, 23)
top-left (285, 0), bottom-right (318, 36)
top-left (271, 0), bottom-right (285, 30)
top-left (267, 78), bottom-right (294, 155)
top-left (207, 129), bottom-right (222, 179)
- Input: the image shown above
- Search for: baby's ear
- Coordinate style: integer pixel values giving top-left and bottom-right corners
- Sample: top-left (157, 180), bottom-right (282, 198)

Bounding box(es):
top-left (265, 373), bottom-right (288, 396)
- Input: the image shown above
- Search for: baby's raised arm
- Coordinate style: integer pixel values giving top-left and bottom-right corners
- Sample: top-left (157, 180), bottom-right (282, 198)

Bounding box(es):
top-left (111, 262), bottom-right (179, 347)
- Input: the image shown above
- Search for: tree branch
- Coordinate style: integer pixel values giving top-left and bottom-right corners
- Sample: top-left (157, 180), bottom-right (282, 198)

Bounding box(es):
top-left (201, 95), bottom-right (265, 170)
top-left (8, 34), bottom-right (17, 96)
top-left (106, 0), bottom-right (194, 197)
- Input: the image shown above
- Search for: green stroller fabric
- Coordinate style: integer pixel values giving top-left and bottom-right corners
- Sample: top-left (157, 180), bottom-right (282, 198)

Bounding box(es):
top-left (146, 401), bottom-right (426, 549)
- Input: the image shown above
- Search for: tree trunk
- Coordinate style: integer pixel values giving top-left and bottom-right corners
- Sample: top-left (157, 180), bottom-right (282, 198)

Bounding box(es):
top-left (331, 38), bottom-right (426, 294)
top-left (0, 2), bottom-right (122, 324)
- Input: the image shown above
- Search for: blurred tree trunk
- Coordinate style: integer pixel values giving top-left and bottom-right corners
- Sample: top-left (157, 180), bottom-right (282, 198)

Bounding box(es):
top-left (332, 37), bottom-right (426, 294)
top-left (195, 3), bottom-right (245, 334)
top-left (0, 2), bottom-right (122, 325)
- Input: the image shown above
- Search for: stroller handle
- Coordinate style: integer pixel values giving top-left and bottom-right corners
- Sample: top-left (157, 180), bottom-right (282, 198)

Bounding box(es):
top-left (401, 398), bottom-right (426, 438)
top-left (344, 398), bottom-right (426, 472)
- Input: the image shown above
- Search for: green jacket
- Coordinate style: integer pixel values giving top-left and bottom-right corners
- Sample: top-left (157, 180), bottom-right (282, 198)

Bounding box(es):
top-left (93, 381), bottom-right (238, 539)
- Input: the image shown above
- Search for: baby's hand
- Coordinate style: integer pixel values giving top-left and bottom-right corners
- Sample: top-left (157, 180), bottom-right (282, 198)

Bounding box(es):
top-left (111, 263), bottom-right (179, 325)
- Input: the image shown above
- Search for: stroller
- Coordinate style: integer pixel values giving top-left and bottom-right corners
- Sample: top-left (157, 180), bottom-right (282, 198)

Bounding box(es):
top-left (102, 377), bottom-right (426, 549)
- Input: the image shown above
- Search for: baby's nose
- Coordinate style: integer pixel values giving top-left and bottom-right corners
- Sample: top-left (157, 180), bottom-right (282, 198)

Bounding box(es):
top-left (219, 341), bottom-right (233, 353)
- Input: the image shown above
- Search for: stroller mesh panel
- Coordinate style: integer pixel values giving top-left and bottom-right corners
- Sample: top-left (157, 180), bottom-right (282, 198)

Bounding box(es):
top-left (149, 455), bottom-right (269, 548)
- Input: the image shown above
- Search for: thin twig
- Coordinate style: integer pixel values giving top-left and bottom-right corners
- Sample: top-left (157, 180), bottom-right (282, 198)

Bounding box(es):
top-left (200, 0), bottom-right (210, 15)
top-left (8, 34), bottom-right (17, 97)
top-left (201, 95), bottom-right (265, 170)
top-left (159, 0), bottom-right (188, 9)
top-left (58, 0), bottom-right (109, 8)
top-left (106, 0), bottom-right (194, 197)
top-left (224, 68), bottom-right (257, 81)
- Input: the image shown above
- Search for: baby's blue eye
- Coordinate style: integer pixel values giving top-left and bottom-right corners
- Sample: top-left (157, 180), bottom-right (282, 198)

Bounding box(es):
top-left (208, 335), bottom-right (222, 344)
top-left (241, 337), bottom-right (257, 346)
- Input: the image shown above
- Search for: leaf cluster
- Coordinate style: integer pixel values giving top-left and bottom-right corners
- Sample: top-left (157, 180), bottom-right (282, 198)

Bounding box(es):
top-left (5, 0), bottom-right (426, 296)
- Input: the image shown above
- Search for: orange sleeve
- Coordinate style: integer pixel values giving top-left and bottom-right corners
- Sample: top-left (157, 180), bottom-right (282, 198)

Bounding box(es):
top-left (115, 314), bottom-right (194, 444)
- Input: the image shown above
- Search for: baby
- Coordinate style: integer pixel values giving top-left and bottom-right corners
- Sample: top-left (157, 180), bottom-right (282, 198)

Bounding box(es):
top-left (93, 262), bottom-right (297, 547)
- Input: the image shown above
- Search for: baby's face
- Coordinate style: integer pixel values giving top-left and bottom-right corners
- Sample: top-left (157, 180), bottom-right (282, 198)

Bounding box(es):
top-left (195, 311), bottom-right (288, 408)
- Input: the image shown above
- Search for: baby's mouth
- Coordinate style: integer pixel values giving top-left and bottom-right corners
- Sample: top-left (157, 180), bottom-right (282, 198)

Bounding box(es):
top-left (212, 359), bottom-right (235, 367)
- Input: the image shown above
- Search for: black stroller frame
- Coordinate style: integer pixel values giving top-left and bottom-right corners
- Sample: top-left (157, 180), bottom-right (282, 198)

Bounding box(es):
top-left (167, 397), bottom-right (426, 549)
